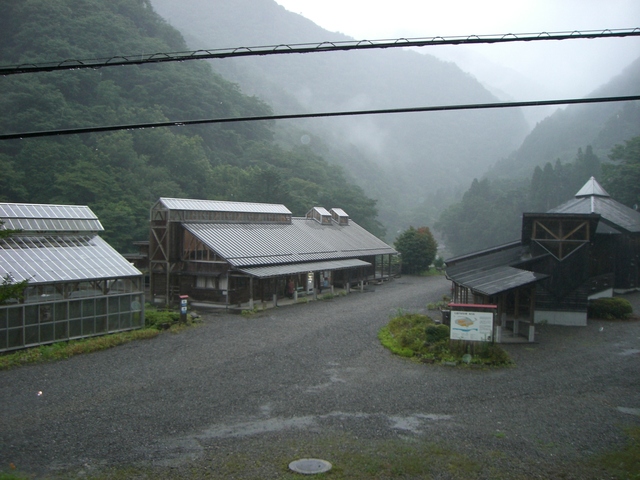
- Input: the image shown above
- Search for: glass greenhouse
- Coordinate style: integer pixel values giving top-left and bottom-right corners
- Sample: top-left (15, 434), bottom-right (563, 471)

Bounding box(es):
top-left (0, 203), bottom-right (144, 352)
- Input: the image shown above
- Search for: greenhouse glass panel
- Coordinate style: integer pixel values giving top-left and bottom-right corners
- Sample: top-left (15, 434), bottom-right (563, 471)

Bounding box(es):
top-left (108, 314), bottom-right (119, 331)
top-left (96, 298), bottom-right (106, 316)
top-left (69, 301), bottom-right (82, 319)
top-left (0, 330), bottom-right (6, 350)
top-left (40, 324), bottom-right (53, 342)
top-left (119, 311), bottom-right (131, 330)
top-left (82, 299), bottom-right (94, 317)
top-left (54, 302), bottom-right (68, 322)
top-left (8, 307), bottom-right (22, 328)
top-left (25, 326), bottom-right (39, 345)
top-left (54, 322), bottom-right (68, 341)
top-left (108, 296), bottom-right (120, 314)
top-left (39, 305), bottom-right (52, 323)
top-left (82, 318), bottom-right (95, 335)
top-left (0, 310), bottom-right (6, 329)
top-left (69, 320), bottom-right (82, 338)
top-left (95, 316), bottom-right (107, 333)
top-left (8, 328), bottom-right (23, 349)
top-left (25, 306), bottom-right (38, 325)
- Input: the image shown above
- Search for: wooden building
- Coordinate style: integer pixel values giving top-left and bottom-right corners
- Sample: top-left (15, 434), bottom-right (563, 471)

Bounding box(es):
top-left (148, 198), bottom-right (397, 307)
top-left (446, 178), bottom-right (640, 332)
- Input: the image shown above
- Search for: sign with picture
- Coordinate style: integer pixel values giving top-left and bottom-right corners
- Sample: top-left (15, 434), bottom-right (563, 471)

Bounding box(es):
top-left (450, 310), bottom-right (493, 341)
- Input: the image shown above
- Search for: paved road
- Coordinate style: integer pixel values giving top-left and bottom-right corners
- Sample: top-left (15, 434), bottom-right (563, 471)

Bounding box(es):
top-left (1, 275), bottom-right (639, 478)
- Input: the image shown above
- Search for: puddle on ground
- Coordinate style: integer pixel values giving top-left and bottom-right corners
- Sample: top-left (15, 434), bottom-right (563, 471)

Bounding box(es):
top-left (618, 349), bottom-right (640, 356)
top-left (147, 411), bottom-right (454, 465)
top-left (617, 407), bottom-right (640, 416)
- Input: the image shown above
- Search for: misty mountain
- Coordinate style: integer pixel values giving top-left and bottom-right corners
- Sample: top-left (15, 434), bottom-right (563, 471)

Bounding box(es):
top-left (150, 0), bottom-right (531, 236)
top-left (0, 0), bottom-right (384, 249)
top-left (487, 56), bottom-right (640, 180)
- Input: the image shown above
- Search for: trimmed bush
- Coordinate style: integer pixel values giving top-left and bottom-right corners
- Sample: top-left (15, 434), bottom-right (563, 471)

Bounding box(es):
top-left (588, 297), bottom-right (633, 320)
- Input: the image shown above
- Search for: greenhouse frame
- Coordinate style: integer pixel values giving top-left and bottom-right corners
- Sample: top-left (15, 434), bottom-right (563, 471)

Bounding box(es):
top-left (0, 203), bottom-right (144, 352)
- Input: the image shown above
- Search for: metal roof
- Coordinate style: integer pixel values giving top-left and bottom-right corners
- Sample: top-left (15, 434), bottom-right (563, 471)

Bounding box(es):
top-left (0, 234), bottom-right (141, 284)
top-left (575, 177), bottom-right (610, 197)
top-left (448, 265), bottom-right (547, 296)
top-left (157, 197), bottom-right (291, 215)
top-left (238, 259), bottom-right (371, 278)
top-left (0, 203), bottom-right (103, 233)
top-left (183, 218), bottom-right (396, 267)
top-left (330, 208), bottom-right (349, 217)
top-left (549, 196), bottom-right (640, 233)
top-left (446, 242), bottom-right (548, 295)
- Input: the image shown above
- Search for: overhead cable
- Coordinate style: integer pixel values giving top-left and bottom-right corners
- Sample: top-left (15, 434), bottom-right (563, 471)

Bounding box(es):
top-left (1, 28), bottom-right (639, 76)
top-left (2, 94), bottom-right (639, 141)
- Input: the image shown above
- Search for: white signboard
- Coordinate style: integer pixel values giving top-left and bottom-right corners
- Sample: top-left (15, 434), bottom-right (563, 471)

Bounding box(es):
top-left (450, 310), bottom-right (494, 341)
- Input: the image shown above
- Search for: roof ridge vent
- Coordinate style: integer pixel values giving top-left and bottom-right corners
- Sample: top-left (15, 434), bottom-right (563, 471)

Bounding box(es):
top-left (330, 208), bottom-right (349, 226)
top-left (306, 207), bottom-right (332, 225)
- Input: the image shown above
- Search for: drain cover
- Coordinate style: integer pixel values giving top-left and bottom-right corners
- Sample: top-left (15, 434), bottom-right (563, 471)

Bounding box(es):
top-left (288, 458), bottom-right (332, 475)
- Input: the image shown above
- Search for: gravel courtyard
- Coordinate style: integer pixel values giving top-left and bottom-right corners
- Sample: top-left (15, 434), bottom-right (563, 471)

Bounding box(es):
top-left (1, 275), bottom-right (639, 479)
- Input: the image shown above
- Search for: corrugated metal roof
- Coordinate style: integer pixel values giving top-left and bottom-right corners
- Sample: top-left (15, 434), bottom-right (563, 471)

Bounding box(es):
top-left (0, 203), bottom-right (103, 233)
top-left (158, 197), bottom-right (291, 214)
top-left (238, 259), bottom-right (371, 278)
top-left (549, 196), bottom-right (640, 233)
top-left (448, 265), bottom-right (547, 296)
top-left (0, 235), bottom-right (141, 284)
top-left (184, 218), bottom-right (396, 267)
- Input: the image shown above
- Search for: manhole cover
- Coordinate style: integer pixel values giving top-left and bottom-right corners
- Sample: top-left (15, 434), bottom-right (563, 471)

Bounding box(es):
top-left (288, 458), bottom-right (332, 475)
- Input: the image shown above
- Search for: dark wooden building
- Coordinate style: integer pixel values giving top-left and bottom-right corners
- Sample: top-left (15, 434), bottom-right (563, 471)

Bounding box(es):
top-left (446, 178), bottom-right (640, 331)
top-left (148, 198), bottom-right (397, 308)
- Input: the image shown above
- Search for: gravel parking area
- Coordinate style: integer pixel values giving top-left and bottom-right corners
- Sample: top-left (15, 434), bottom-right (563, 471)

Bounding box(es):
top-left (1, 275), bottom-right (639, 479)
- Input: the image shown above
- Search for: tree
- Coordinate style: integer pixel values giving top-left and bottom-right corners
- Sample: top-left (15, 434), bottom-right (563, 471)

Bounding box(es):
top-left (602, 136), bottom-right (640, 208)
top-left (0, 221), bottom-right (28, 305)
top-left (394, 226), bottom-right (438, 274)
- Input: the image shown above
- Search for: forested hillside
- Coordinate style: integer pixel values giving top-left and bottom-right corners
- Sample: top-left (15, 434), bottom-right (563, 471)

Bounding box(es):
top-left (0, 0), bottom-right (384, 251)
top-left (150, 0), bottom-right (531, 237)
top-left (436, 53), bottom-right (640, 257)
top-left (487, 57), bottom-right (640, 180)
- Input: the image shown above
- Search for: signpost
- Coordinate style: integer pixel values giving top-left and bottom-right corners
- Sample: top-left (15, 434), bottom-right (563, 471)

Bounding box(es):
top-left (448, 303), bottom-right (497, 343)
top-left (179, 295), bottom-right (188, 323)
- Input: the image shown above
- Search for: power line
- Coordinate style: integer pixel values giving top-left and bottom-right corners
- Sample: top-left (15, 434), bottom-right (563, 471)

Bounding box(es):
top-left (2, 95), bottom-right (639, 141)
top-left (1, 28), bottom-right (639, 76)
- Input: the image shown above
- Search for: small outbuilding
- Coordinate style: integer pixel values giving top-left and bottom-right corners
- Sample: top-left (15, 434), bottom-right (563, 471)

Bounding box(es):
top-left (148, 198), bottom-right (397, 308)
top-left (0, 203), bottom-right (145, 352)
top-left (446, 178), bottom-right (640, 334)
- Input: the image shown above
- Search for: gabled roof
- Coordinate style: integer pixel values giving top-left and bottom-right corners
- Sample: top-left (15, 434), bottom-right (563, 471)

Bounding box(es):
top-left (0, 235), bottom-right (141, 284)
top-left (549, 178), bottom-right (640, 233)
top-left (183, 217), bottom-right (396, 268)
top-left (0, 202), bottom-right (103, 233)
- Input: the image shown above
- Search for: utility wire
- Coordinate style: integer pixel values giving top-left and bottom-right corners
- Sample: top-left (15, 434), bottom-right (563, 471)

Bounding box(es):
top-left (2, 95), bottom-right (639, 141)
top-left (1, 28), bottom-right (639, 76)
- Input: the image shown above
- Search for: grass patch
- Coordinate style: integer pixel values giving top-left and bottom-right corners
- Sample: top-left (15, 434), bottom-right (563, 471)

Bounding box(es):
top-left (592, 426), bottom-right (640, 479)
top-left (379, 311), bottom-right (512, 366)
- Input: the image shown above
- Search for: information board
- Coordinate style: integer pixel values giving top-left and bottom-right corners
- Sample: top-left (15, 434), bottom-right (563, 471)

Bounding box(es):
top-left (450, 310), bottom-right (493, 341)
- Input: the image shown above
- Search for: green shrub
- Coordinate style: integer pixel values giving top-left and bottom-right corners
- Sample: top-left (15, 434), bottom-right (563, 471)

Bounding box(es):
top-left (145, 308), bottom-right (180, 329)
top-left (425, 324), bottom-right (450, 343)
top-left (588, 297), bottom-right (633, 320)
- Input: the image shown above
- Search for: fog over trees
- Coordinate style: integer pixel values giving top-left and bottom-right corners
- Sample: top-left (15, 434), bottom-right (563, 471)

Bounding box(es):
top-left (0, 0), bottom-right (638, 255)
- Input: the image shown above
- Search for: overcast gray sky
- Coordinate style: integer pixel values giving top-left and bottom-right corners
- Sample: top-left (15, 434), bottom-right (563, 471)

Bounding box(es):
top-left (274, 0), bottom-right (640, 101)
